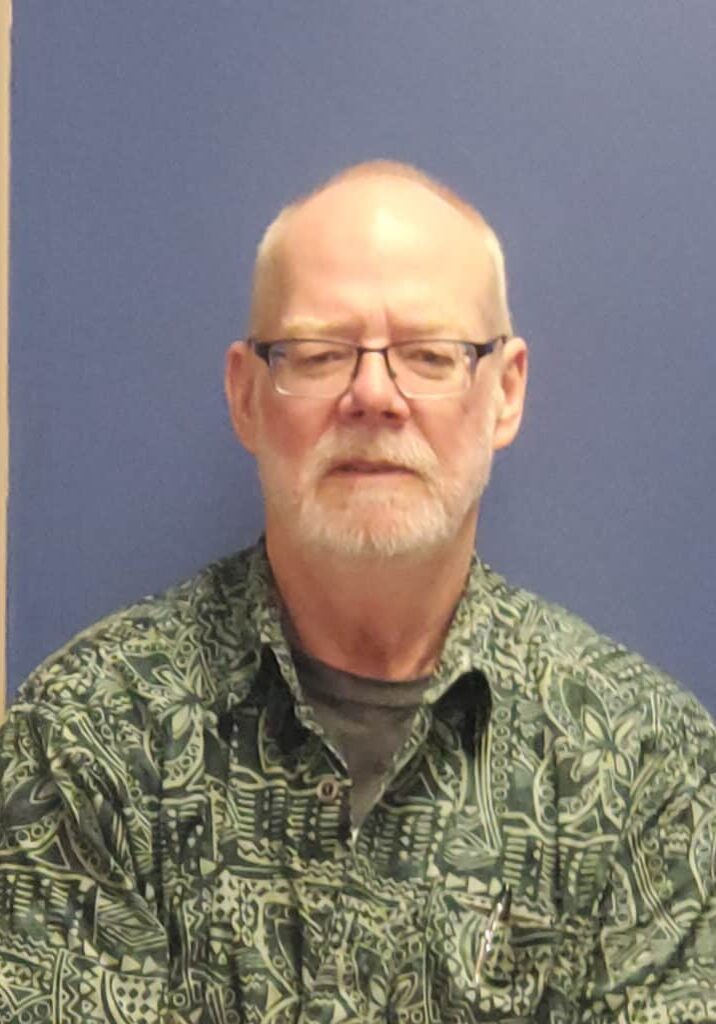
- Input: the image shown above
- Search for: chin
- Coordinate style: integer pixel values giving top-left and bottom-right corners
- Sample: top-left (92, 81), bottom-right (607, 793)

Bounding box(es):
top-left (261, 455), bottom-right (491, 561)
top-left (295, 500), bottom-right (464, 560)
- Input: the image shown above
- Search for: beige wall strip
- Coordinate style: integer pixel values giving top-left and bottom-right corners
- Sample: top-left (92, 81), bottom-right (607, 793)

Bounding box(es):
top-left (0, 0), bottom-right (11, 718)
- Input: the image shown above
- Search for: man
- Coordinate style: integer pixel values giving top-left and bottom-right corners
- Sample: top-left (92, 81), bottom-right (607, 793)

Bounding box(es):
top-left (1, 161), bottom-right (714, 1022)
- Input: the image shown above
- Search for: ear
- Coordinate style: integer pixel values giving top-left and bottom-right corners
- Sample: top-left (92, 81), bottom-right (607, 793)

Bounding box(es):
top-left (225, 340), bottom-right (260, 454)
top-left (492, 336), bottom-right (528, 451)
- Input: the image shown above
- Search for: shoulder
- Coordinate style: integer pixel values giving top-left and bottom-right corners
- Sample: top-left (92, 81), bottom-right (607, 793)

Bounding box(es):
top-left (476, 563), bottom-right (715, 761)
top-left (9, 544), bottom-right (267, 725)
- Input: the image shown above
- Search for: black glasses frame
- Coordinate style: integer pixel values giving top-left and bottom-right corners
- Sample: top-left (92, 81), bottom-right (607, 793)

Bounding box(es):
top-left (247, 336), bottom-right (507, 398)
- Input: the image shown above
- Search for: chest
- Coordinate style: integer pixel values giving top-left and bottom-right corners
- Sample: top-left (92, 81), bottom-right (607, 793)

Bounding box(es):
top-left (157, 705), bottom-right (604, 1022)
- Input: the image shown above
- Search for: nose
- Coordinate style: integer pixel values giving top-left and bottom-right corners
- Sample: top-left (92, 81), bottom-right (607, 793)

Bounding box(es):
top-left (337, 347), bottom-right (411, 424)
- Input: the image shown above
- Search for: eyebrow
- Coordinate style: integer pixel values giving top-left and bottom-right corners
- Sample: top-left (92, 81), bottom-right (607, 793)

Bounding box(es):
top-left (279, 317), bottom-right (363, 339)
top-left (390, 320), bottom-right (472, 340)
top-left (278, 315), bottom-right (473, 340)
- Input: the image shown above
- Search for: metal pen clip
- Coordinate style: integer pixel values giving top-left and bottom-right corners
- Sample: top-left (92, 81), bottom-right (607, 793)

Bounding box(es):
top-left (474, 883), bottom-right (511, 985)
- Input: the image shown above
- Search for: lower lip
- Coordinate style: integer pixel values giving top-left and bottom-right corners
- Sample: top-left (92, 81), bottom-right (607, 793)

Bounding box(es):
top-left (329, 467), bottom-right (416, 482)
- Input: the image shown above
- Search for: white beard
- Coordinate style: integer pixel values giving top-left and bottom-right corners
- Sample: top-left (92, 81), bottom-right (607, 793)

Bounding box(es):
top-left (255, 411), bottom-right (496, 561)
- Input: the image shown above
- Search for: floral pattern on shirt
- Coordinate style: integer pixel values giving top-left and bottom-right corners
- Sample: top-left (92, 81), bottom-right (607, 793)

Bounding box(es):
top-left (1, 542), bottom-right (714, 1022)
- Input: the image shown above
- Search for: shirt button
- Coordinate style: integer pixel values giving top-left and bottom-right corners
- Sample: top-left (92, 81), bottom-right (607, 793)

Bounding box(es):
top-left (316, 776), bottom-right (341, 804)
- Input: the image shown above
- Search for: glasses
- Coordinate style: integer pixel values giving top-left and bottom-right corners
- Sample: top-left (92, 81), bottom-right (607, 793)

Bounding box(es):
top-left (248, 336), bottom-right (506, 399)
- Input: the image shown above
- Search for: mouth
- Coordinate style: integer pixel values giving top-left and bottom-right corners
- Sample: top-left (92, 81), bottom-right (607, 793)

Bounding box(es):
top-left (329, 460), bottom-right (416, 476)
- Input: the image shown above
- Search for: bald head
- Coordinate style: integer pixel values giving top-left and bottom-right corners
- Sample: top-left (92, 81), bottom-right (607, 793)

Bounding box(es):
top-left (248, 161), bottom-right (512, 338)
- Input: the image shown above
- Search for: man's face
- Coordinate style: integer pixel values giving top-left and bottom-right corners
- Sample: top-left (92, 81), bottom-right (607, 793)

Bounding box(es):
top-left (231, 177), bottom-right (523, 561)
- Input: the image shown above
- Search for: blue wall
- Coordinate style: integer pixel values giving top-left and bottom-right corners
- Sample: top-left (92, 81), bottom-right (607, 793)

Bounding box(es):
top-left (9, 2), bottom-right (716, 711)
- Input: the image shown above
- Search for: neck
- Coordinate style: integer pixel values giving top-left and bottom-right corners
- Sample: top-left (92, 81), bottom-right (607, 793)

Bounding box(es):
top-left (266, 523), bottom-right (477, 680)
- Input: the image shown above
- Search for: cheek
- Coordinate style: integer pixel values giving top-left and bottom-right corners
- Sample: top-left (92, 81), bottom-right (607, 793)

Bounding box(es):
top-left (413, 404), bottom-right (471, 466)
top-left (256, 392), bottom-right (331, 464)
top-left (416, 394), bottom-right (496, 475)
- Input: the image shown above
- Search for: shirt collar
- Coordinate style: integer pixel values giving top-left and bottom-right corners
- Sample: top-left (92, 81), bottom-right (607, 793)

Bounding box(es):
top-left (207, 540), bottom-right (504, 714)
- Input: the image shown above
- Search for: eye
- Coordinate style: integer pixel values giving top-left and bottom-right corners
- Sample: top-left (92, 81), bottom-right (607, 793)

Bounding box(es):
top-left (289, 342), bottom-right (353, 374)
top-left (399, 342), bottom-right (460, 373)
top-left (414, 348), bottom-right (453, 366)
top-left (302, 349), bottom-right (347, 366)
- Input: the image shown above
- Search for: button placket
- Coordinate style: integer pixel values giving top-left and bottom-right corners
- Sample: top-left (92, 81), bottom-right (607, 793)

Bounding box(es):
top-left (316, 776), bottom-right (341, 804)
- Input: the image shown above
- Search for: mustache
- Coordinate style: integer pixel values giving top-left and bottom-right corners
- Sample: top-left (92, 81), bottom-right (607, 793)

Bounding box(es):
top-left (309, 431), bottom-right (440, 479)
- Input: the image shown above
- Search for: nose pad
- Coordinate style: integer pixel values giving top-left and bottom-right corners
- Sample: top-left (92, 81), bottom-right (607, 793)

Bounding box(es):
top-left (339, 347), bottom-right (411, 419)
top-left (350, 348), bottom-right (399, 393)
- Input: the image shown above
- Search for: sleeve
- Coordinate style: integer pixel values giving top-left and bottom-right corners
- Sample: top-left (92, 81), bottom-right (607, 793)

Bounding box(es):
top-left (579, 704), bottom-right (716, 1023)
top-left (0, 692), bottom-right (168, 1024)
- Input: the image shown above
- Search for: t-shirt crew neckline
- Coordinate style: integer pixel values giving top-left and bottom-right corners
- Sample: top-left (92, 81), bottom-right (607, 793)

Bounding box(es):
top-left (292, 648), bottom-right (433, 707)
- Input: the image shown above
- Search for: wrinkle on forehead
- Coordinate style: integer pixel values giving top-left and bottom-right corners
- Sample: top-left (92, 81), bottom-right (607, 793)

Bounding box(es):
top-left (278, 307), bottom-right (476, 342)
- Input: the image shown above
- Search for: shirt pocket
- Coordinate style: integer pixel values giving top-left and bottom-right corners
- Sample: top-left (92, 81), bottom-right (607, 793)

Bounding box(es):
top-left (424, 887), bottom-right (563, 1022)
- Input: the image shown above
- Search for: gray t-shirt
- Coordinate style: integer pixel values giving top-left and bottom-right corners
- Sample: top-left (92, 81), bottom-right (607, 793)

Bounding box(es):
top-left (293, 649), bottom-right (432, 828)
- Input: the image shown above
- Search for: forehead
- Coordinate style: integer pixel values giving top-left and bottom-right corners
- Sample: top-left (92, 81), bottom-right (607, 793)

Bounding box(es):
top-left (269, 177), bottom-right (497, 333)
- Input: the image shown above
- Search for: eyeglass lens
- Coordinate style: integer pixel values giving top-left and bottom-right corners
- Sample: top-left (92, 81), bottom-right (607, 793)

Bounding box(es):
top-left (270, 340), bottom-right (474, 397)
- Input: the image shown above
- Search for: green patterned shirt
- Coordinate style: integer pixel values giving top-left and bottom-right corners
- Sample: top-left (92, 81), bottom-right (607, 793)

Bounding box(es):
top-left (1, 543), bottom-right (714, 1022)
